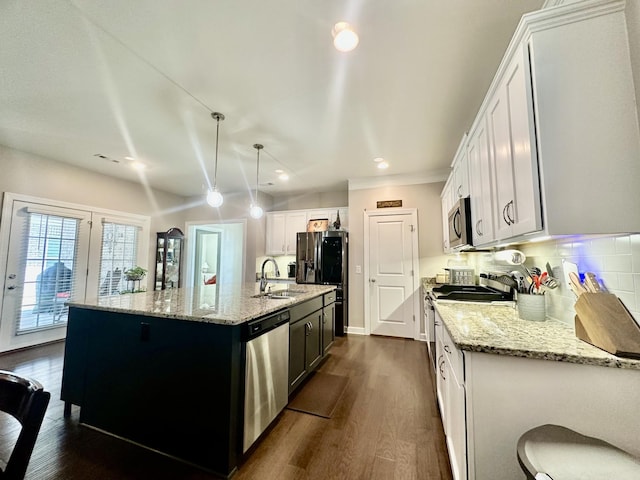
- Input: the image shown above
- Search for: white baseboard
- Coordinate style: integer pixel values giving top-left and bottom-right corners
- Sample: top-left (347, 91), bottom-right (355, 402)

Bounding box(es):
top-left (345, 326), bottom-right (366, 335)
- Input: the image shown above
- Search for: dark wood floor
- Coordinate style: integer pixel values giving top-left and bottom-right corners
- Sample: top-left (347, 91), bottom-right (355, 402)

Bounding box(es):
top-left (0, 335), bottom-right (452, 480)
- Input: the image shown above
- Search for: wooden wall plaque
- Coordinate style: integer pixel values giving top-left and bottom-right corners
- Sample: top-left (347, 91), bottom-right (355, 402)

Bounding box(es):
top-left (377, 200), bottom-right (402, 208)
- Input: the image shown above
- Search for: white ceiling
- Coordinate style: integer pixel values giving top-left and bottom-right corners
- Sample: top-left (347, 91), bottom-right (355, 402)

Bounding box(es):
top-left (0, 0), bottom-right (544, 200)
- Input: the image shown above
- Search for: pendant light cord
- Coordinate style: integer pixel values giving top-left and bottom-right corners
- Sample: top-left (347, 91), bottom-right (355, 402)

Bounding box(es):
top-left (253, 144), bottom-right (263, 204)
top-left (214, 116), bottom-right (220, 189)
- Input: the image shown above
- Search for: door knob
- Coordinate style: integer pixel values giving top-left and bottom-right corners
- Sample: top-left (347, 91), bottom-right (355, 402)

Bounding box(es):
top-left (7, 285), bottom-right (16, 290)
top-left (370, 278), bottom-right (376, 283)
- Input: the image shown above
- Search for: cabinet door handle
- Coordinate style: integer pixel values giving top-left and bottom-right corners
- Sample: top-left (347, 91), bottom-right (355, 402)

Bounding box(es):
top-left (507, 200), bottom-right (515, 224)
top-left (453, 209), bottom-right (462, 237)
top-left (444, 345), bottom-right (451, 354)
top-left (476, 219), bottom-right (483, 236)
top-left (502, 203), bottom-right (512, 225)
top-left (457, 185), bottom-right (463, 198)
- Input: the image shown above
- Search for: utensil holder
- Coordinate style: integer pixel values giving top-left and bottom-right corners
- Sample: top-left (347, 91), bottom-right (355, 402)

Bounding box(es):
top-left (517, 293), bottom-right (546, 321)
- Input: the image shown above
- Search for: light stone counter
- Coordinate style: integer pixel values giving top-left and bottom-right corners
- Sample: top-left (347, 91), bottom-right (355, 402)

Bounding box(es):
top-left (435, 301), bottom-right (640, 370)
top-left (68, 283), bottom-right (336, 326)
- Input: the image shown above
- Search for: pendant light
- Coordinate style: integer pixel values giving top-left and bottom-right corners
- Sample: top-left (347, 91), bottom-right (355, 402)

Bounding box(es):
top-left (207, 112), bottom-right (225, 208)
top-left (249, 143), bottom-right (264, 219)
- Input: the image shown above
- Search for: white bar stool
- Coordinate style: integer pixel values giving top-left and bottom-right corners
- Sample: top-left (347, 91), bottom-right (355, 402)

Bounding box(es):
top-left (517, 424), bottom-right (640, 480)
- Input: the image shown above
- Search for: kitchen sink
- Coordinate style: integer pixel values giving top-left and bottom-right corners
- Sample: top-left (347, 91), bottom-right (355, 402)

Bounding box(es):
top-left (251, 289), bottom-right (305, 299)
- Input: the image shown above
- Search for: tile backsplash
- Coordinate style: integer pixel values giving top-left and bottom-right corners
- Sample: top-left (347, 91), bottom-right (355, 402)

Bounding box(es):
top-left (473, 234), bottom-right (640, 326)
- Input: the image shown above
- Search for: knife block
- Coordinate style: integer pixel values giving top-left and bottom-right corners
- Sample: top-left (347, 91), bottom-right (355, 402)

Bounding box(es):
top-left (574, 293), bottom-right (640, 359)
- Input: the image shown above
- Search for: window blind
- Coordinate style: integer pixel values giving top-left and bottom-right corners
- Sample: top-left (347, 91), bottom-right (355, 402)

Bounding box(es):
top-left (17, 212), bottom-right (79, 333)
top-left (98, 222), bottom-right (141, 296)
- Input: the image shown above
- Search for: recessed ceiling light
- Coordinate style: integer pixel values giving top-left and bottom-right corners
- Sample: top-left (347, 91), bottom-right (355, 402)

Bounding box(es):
top-left (275, 169), bottom-right (284, 174)
top-left (125, 156), bottom-right (135, 161)
top-left (131, 161), bottom-right (146, 171)
top-left (373, 157), bottom-right (384, 163)
top-left (377, 161), bottom-right (389, 170)
top-left (332, 22), bottom-right (359, 52)
top-left (279, 173), bottom-right (289, 181)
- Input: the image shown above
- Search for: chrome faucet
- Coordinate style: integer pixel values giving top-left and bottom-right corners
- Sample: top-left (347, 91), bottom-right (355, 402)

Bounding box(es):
top-left (260, 258), bottom-right (280, 292)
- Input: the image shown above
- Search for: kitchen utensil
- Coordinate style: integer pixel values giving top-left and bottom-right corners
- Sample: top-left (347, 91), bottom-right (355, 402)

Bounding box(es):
top-left (492, 249), bottom-right (526, 265)
top-left (495, 274), bottom-right (518, 290)
top-left (583, 272), bottom-right (603, 293)
top-left (562, 259), bottom-right (579, 291)
top-left (546, 262), bottom-right (554, 278)
top-left (569, 272), bottom-right (587, 297)
top-left (542, 275), bottom-right (558, 289)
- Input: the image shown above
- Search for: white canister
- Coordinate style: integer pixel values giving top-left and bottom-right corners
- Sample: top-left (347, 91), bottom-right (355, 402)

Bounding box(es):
top-left (517, 293), bottom-right (546, 321)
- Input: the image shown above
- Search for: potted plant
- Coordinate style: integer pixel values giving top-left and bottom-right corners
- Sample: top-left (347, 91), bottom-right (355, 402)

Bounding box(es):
top-left (124, 266), bottom-right (147, 281)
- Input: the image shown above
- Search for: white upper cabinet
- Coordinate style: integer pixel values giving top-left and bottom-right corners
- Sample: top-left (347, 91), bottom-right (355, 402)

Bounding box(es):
top-left (467, 116), bottom-right (495, 245)
top-left (266, 211), bottom-right (307, 255)
top-left (441, 178), bottom-right (453, 253)
top-left (451, 134), bottom-right (470, 201)
top-left (266, 212), bottom-right (286, 255)
top-left (447, 0), bottom-right (640, 248)
top-left (487, 43), bottom-right (542, 240)
top-left (266, 207), bottom-right (348, 256)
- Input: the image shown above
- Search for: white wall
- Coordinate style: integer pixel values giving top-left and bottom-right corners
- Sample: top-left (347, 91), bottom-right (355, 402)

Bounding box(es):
top-left (271, 191), bottom-right (348, 211)
top-left (181, 190), bottom-right (273, 283)
top-left (348, 182), bottom-right (449, 330)
top-left (0, 145), bottom-right (187, 275)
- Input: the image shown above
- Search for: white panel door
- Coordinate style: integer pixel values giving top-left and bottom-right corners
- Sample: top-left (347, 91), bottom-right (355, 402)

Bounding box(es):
top-left (368, 212), bottom-right (416, 338)
top-left (0, 200), bottom-right (91, 351)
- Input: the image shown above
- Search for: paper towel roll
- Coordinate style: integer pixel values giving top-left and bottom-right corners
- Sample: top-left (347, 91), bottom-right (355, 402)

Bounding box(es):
top-left (492, 249), bottom-right (526, 265)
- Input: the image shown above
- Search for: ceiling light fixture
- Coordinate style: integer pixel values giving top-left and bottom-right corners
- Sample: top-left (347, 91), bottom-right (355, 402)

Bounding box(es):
top-left (332, 22), bottom-right (359, 52)
top-left (207, 112), bottom-right (225, 208)
top-left (249, 144), bottom-right (264, 219)
top-left (377, 161), bottom-right (389, 170)
top-left (278, 172), bottom-right (289, 181)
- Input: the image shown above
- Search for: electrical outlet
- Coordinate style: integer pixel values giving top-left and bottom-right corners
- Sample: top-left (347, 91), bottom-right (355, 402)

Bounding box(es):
top-left (355, 265), bottom-right (362, 274)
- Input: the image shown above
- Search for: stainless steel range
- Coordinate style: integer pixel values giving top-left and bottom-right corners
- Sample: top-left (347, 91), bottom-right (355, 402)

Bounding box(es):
top-left (430, 284), bottom-right (514, 302)
top-left (424, 278), bottom-right (514, 370)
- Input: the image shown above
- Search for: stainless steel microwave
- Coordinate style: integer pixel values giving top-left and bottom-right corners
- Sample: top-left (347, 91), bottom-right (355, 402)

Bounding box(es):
top-left (448, 197), bottom-right (472, 249)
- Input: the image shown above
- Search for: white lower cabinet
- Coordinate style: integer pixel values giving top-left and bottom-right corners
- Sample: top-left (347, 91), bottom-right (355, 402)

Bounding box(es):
top-left (434, 307), bottom-right (640, 480)
top-left (435, 312), bottom-right (467, 480)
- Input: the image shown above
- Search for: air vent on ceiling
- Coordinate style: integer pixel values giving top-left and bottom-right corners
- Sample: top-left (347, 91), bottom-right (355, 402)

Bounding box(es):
top-left (93, 153), bottom-right (119, 163)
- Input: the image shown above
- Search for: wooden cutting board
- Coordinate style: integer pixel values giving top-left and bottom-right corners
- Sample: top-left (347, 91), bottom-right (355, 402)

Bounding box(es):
top-left (574, 293), bottom-right (640, 359)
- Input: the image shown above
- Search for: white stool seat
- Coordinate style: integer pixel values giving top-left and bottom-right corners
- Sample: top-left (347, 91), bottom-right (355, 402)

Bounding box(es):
top-left (517, 424), bottom-right (640, 480)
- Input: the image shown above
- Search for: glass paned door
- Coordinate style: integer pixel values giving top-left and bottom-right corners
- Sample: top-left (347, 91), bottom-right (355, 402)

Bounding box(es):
top-left (98, 222), bottom-right (140, 296)
top-left (0, 200), bottom-right (91, 350)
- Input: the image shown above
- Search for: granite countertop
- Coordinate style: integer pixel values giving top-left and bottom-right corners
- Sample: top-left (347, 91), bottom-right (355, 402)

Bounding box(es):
top-left (68, 283), bottom-right (336, 326)
top-left (435, 301), bottom-right (640, 370)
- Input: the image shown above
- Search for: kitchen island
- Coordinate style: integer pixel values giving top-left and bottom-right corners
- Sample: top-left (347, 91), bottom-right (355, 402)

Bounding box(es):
top-left (61, 283), bottom-right (336, 479)
top-left (433, 300), bottom-right (640, 480)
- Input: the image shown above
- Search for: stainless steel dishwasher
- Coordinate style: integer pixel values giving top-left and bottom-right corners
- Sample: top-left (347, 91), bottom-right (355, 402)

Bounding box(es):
top-left (243, 309), bottom-right (290, 453)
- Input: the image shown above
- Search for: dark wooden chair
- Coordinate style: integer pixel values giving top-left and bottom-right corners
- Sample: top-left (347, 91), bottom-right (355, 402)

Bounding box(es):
top-left (0, 370), bottom-right (51, 479)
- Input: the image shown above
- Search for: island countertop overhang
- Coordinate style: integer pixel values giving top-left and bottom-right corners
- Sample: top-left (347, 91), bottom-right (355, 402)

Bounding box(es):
top-left (67, 283), bottom-right (336, 326)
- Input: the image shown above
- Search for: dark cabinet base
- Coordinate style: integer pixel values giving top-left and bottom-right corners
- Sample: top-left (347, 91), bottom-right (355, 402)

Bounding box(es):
top-left (61, 307), bottom-right (242, 478)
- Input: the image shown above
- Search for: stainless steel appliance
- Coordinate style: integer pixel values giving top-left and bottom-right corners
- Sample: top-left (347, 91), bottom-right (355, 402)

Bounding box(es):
top-left (296, 231), bottom-right (348, 335)
top-left (243, 310), bottom-right (290, 453)
top-left (447, 197), bottom-right (472, 250)
top-left (424, 291), bottom-right (436, 369)
top-left (430, 284), bottom-right (513, 302)
top-left (287, 262), bottom-right (296, 278)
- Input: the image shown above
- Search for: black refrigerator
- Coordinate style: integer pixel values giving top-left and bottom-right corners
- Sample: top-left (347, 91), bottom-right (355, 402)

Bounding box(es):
top-left (296, 231), bottom-right (348, 336)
